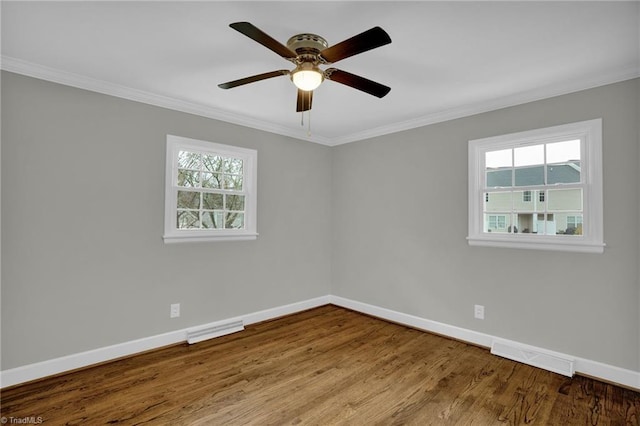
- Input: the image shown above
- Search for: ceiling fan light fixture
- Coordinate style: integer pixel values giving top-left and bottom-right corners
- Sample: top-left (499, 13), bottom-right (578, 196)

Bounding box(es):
top-left (291, 64), bottom-right (323, 91)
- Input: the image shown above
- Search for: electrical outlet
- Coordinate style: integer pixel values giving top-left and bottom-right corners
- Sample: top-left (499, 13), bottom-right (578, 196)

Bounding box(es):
top-left (474, 304), bottom-right (485, 320)
top-left (170, 303), bottom-right (180, 318)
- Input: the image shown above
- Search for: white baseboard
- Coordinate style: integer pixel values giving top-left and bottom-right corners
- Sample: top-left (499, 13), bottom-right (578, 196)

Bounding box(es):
top-left (242, 295), bottom-right (331, 325)
top-left (329, 295), bottom-right (640, 390)
top-left (2, 294), bottom-right (638, 391)
top-left (328, 295), bottom-right (495, 348)
top-left (0, 328), bottom-right (186, 389)
top-left (0, 295), bottom-right (330, 389)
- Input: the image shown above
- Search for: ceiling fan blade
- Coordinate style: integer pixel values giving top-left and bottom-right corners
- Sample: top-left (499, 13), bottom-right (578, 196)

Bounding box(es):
top-left (324, 68), bottom-right (391, 98)
top-left (296, 89), bottom-right (313, 112)
top-left (319, 27), bottom-right (391, 64)
top-left (229, 22), bottom-right (297, 60)
top-left (218, 70), bottom-right (290, 89)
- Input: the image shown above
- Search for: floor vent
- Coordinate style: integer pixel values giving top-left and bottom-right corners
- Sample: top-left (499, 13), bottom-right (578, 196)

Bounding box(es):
top-left (491, 340), bottom-right (575, 377)
top-left (187, 320), bottom-right (245, 345)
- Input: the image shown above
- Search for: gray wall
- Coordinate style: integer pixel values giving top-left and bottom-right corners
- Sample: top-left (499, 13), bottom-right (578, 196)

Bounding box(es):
top-left (1, 72), bottom-right (332, 369)
top-left (2, 72), bottom-right (639, 374)
top-left (332, 78), bottom-right (639, 371)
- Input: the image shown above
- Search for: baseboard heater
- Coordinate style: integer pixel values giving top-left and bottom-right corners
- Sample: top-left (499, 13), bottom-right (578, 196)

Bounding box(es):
top-left (491, 339), bottom-right (575, 377)
top-left (186, 319), bottom-right (245, 345)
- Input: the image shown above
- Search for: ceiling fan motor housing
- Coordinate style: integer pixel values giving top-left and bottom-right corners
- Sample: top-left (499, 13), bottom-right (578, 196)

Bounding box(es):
top-left (287, 33), bottom-right (328, 57)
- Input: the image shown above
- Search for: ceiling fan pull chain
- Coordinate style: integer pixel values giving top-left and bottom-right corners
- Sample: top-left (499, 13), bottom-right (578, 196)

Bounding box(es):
top-left (301, 111), bottom-right (304, 127)
top-left (307, 109), bottom-right (312, 137)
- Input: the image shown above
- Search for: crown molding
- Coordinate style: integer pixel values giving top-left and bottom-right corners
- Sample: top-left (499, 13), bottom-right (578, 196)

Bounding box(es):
top-left (329, 65), bottom-right (640, 146)
top-left (2, 56), bottom-right (638, 147)
top-left (0, 56), bottom-right (333, 146)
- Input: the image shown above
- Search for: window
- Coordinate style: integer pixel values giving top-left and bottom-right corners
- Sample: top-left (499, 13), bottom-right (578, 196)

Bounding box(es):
top-left (164, 135), bottom-right (257, 243)
top-left (486, 214), bottom-right (507, 232)
top-left (468, 119), bottom-right (603, 253)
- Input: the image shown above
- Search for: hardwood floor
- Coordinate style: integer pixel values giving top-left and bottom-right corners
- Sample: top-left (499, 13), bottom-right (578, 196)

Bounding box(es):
top-left (1, 305), bottom-right (639, 425)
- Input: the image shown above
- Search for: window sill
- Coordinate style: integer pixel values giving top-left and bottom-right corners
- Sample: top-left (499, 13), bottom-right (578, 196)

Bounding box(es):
top-left (467, 235), bottom-right (605, 253)
top-left (163, 232), bottom-right (258, 244)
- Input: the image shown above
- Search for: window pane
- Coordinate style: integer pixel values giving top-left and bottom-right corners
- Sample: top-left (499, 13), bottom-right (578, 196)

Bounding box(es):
top-left (202, 193), bottom-right (223, 210)
top-left (224, 174), bottom-right (243, 190)
top-left (547, 162), bottom-right (581, 184)
top-left (484, 191), bottom-right (512, 212)
top-left (202, 172), bottom-right (221, 189)
top-left (224, 158), bottom-right (243, 174)
top-left (514, 144), bottom-right (544, 167)
top-left (485, 149), bottom-right (512, 168)
top-left (177, 210), bottom-right (199, 229)
top-left (202, 155), bottom-right (222, 172)
top-left (486, 169), bottom-right (511, 187)
top-left (178, 151), bottom-right (201, 169)
top-left (177, 191), bottom-right (200, 209)
top-left (202, 211), bottom-right (224, 229)
top-left (547, 139), bottom-right (580, 164)
top-left (177, 169), bottom-right (200, 187)
top-left (514, 165), bottom-right (544, 186)
top-left (484, 214), bottom-right (511, 233)
top-left (226, 194), bottom-right (245, 211)
top-left (225, 212), bottom-right (245, 229)
top-left (548, 188), bottom-right (582, 211)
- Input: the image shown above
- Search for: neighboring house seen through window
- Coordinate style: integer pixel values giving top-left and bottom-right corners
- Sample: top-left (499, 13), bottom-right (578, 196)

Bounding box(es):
top-left (164, 135), bottom-right (257, 243)
top-left (468, 119), bottom-right (603, 253)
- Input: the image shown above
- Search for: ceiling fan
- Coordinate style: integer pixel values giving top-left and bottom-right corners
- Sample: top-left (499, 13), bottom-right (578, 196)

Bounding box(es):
top-left (218, 22), bottom-right (392, 112)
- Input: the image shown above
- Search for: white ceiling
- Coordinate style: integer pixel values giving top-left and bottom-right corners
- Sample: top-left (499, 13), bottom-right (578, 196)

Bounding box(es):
top-left (2, 1), bottom-right (639, 145)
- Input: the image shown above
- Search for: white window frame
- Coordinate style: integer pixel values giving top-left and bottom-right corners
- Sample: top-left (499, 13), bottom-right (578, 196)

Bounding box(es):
top-left (163, 135), bottom-right (257, 243)
top-left (467, 119), bottom-right (604, 253)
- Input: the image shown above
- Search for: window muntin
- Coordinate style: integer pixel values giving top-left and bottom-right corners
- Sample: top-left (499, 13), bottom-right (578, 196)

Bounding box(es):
top-left (468, 119), bottom-right (603, 253)
top-left (164, 135), bottom-right (257, 243)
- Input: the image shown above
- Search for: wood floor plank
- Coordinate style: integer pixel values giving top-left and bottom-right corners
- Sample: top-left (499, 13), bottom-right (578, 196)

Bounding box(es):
top-left (1, 305), bottom-right (638, 425)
